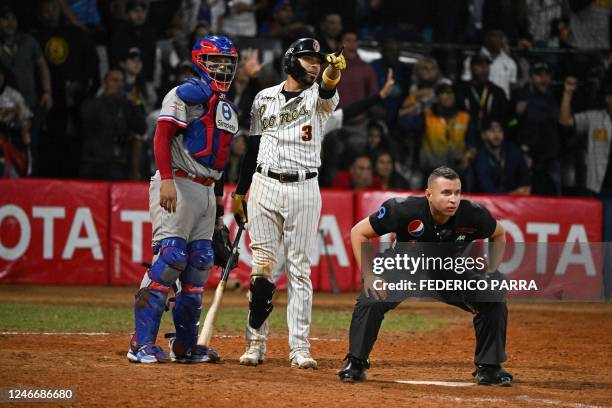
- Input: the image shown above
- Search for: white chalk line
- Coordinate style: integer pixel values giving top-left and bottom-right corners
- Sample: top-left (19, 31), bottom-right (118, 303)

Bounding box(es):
top-left (396, 380), bottom-right (474, 387)
top-left (0, 332), bottom-right (343, 342)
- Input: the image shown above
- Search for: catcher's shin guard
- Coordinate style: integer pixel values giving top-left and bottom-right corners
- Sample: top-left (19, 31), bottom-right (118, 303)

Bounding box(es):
top-left (133, 286), bottom-right (170, 347)
top-left (172, 285), bottom-right (203, 354)
top-left (248, 277), bottom-right (276, 329)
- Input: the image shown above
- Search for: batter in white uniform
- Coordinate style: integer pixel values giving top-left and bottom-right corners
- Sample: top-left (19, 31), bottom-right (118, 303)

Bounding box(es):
top-left (232, 38), bottom-right (346, 369)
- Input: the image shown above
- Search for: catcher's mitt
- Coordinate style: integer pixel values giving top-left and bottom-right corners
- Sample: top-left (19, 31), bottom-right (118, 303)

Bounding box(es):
top-left (212, 226), bottom-right (239, 269)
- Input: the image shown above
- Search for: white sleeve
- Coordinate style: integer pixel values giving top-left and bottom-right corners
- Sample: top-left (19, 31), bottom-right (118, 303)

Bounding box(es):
top-left (574, 111), bottom-right (591, 135)
top-left (323, 109), bottom-right (343, 134)
top-left (158, 88), bottom-right (188, 128)
top-left (462, 57), bottom-right (472, 81)
top-left (249, 94), bottom-right (262, 135)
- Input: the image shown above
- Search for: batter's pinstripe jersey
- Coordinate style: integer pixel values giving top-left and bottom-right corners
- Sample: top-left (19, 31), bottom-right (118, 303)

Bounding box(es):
top-left (249, 81), bottom-right (339, 171)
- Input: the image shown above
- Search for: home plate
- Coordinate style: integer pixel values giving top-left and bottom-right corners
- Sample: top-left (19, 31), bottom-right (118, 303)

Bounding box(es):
top-left (396, 380), bottom-right (475, 387)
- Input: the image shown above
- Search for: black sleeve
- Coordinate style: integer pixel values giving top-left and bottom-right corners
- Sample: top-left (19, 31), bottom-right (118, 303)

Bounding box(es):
top-left (469, 201), bottom-right (497, 239)
top-left (235, 135), bottom-right (261, 195)
top-left (214, 175), bottom-right (224, 197)
top-left (342, 94), bottom-right (382, 123)
top-left (368, 198), bottom-right (401, 236)
top-left (319, 86), bottom-right (336, 100)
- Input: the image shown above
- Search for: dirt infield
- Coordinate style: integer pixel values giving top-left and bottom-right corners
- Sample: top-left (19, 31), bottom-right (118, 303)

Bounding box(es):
top-left (1, 286), bottom-right (611, 407)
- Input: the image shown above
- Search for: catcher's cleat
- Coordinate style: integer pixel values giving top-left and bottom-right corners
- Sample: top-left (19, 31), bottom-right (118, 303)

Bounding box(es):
top-left (169, 338), bottom-right (220, 363)
top-left (291, 350), bottom-right (317, 369)
top-left (127, 344), bottom-right (171, 364)
top-left (473, 364), bottom-right (513, 386)
top-left (338, 355), bottom-right (368, 382)
top-left (239, 341), bottom-right (266, 366)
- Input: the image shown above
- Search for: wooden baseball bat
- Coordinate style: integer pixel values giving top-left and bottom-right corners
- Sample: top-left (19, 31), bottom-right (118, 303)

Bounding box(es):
top-left (197, 223), bottom-right (245, 347)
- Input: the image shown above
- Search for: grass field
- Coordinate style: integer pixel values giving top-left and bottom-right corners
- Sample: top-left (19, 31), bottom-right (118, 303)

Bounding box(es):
top-left (0, 302), bottom-right (442, 334)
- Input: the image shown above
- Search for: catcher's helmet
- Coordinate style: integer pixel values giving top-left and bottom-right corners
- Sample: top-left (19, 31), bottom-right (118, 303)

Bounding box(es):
top-left (192, 35), bottom-right (238, 93)
top-left (283, 38), bottom-right (325, 85)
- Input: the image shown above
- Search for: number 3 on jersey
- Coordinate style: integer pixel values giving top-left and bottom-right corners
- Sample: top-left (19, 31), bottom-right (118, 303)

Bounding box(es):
top-left (301, 125), bottom-right (312, 142)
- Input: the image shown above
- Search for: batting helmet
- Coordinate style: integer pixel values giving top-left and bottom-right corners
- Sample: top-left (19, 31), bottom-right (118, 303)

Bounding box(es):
top-left (283, 38), bottom-right (325, 85)
top-left (192, 35), bottom-right (238, 93)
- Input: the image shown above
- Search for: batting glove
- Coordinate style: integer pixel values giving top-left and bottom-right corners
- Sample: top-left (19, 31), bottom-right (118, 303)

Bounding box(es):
top-left (231, 192), bottom-right (248, 225)
top-left (326, 48), bottom-right (346, 71)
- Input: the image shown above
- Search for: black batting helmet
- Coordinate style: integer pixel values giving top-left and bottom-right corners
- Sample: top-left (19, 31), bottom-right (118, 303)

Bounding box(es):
top-left (283, 38), bottom-right (325, 85)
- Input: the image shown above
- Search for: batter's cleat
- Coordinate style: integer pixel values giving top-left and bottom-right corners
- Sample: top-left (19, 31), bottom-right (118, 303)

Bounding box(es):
top-left (338, 355), bottom-right (368, 382)
top-left (127, 344), bottom-right (171, 363)
top-left (473, 364), bottom-right (513, 386)
top-left (239, 341), bottom-right (266, 366)
top-left (168, 338), bottom-right (220, 363)
top-left (291, 351), bottom-right (317, 369)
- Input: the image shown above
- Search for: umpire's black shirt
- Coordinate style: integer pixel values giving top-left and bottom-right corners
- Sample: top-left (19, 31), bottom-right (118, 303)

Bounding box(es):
top-left (369, 196), bottom-right (496, 244)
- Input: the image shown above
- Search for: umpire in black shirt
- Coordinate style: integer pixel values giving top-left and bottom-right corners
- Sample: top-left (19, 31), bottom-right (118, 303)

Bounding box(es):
top-left (338, 166), bottom-right (512, 386)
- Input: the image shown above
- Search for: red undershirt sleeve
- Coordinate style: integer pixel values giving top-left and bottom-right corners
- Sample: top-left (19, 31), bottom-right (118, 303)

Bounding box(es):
top-left (153, 120), bottom-right (180, 180)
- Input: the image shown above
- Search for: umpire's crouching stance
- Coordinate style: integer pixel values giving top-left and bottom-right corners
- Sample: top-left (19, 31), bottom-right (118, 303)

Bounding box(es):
top-left (338, 166), bottom-right (513, 386)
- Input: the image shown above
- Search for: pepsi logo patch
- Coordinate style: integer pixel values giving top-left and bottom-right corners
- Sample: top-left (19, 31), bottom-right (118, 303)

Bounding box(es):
top-left (408, 220), bottom-right (425, 237)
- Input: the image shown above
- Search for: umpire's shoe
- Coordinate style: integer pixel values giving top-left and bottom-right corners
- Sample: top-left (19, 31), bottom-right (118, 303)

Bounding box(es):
top-left (338, 355), bottom-right (369, 382)
top-left (473, 364), bottom-right (513, 386)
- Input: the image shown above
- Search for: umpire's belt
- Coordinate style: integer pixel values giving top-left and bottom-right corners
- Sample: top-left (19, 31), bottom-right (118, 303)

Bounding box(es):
top-left (256, 165), bottom-right (317, 183)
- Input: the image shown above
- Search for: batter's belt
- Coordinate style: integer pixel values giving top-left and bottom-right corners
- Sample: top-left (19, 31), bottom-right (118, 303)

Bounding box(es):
top-left (256, 165), bottom-right (317, 183)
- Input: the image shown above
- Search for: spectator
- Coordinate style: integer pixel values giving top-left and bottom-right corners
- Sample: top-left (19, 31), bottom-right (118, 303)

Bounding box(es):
top-left (373, 150), bottom-right (410, 190)
top-left (560, 77), bottom-right (612, 196)
top-left (568, 0), bottom-right (610, 49)
top-left (0, 6), bottom-right (53, 175)
top-left (462, 28), bottom-right (517, 99)
top-left (455, 53), bottom-right (509, 135)
top-left (227, 48), bottom-right (264, 128)
top-left (366, 120), bottom-right (391, 153)
top-left (513, 62), bottom-right (561, 195)
top-left (79, 68), bottom-right (146, 180)
top-left (400, 82), bottom-right (477, 184)
top-left (120, 47), bottom-right (156, 114)
top-left (218, 0), bottom-right (260, 37)
top-left (259, 0), bottom-right (313, 46)
top-left (331, 153), bottom-right (381, 190)
top-left (473, 119), bottom-right (530, 194)
top-left (62, 0), bottom-right (102, 31)
top-left (370, 39), bottom-right (412, 126)
top-left (526, 0), bottom-right (564, 47)
top-left (317, 12), bottom-right (343, 54)
top-left (482, 0), bottom-right (530, 45)
top-left (109, 0), bottom-right (157, 81)
top-left (0, 63), bottom-right (31, 177)
top-left (34, 0), bottom-right (99, 178)
top-left (336, 29), bottom-right (378, 111)
top-left (400, 57), bottom-right (448, 117)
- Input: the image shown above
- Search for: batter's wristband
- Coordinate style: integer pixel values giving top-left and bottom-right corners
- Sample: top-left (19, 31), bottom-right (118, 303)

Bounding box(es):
top-left (322, 70), bottom-right (341, 88)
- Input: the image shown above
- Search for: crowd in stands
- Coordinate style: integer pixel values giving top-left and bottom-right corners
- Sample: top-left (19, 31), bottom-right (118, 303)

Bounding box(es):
top-left (0, 0), bottom-right (610, 198)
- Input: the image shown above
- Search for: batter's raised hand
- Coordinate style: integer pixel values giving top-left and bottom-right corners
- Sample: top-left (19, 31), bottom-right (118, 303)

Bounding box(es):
top-left (326, 47), bottom-right (346, 71)
top-left (160, 179), bottom-right (177, 213)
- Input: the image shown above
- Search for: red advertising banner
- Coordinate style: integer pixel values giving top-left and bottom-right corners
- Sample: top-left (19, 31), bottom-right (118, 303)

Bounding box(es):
top-left (109, 182), bottom-right (151, 285)
top-left (108, 184), bottom-right (355, 291)
top-left (0, 179), bottom-right (109, 284)
top-left (354, 191), bottom-right (603, 299)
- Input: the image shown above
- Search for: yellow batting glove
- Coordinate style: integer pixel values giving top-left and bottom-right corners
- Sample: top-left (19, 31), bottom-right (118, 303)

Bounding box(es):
top-left (326, 47), bottom-right (346, 71)
top-left (231, 192), bottom-right (247, 225)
